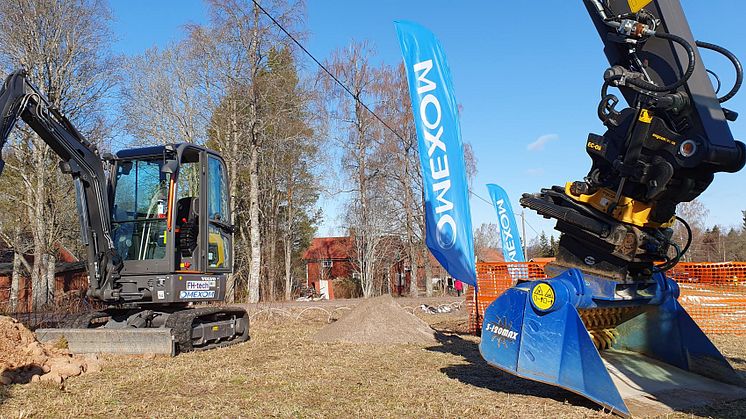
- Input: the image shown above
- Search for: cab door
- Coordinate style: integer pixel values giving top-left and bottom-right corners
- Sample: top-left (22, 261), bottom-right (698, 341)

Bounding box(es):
top-left (204, 154), bottom-right (232, 273)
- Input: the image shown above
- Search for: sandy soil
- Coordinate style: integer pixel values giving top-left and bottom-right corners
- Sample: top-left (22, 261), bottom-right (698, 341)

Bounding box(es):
top-left (0, 316), bottom-right (102, 387)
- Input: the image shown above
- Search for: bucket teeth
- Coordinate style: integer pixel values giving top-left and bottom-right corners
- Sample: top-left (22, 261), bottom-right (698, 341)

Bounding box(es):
top-left (580, 307), bottom-right (639, 351)
top-left (588, 328), bottom-right (618, 350)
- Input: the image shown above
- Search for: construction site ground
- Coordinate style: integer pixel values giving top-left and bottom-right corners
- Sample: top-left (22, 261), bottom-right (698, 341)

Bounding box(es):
top-left (2, 296), bottom-right (746, 418)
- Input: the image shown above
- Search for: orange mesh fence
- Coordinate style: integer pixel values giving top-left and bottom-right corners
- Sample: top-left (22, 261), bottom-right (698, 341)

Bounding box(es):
top-left (468, 261), bottom-right (746, 335)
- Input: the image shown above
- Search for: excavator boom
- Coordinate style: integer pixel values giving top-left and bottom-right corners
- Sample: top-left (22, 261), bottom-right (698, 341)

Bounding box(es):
top-left (0, 69), bottom-right (122, 300)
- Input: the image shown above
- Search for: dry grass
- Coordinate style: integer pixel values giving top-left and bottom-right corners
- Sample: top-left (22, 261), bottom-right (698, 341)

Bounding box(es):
top-left (0, 305), bottom-right (744, 418)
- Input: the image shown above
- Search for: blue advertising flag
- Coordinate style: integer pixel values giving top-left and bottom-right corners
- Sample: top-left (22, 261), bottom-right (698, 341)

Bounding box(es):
top-left (396, 20), bottom-right (477, 286)
top-left (487, 184), bottom-right (525, 263)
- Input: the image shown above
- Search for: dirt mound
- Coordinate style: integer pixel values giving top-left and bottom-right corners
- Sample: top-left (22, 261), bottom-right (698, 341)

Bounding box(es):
top-left (0, 316), bottom-right (101, 385)
top-left (314, 295), bottom-right (436, 345)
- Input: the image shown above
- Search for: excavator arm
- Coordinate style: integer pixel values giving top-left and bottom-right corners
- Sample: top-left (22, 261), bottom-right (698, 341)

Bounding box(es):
top-left (0, 69), bottom-right (122, 301)
top-left (520, 0), bottom-right (746, 280)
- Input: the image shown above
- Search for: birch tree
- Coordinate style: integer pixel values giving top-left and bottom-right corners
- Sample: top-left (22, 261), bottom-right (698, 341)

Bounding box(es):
top-left (198, 0), bottom-right (305, 303)
top-left (373, 63), bottom-right (425, 296)
top-left (120, 43), bottom-right (207, 146)
top-left (0, 0), bottom-right (117, 309)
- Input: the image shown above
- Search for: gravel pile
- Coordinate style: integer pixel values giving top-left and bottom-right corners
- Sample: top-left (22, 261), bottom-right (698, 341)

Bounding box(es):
top-left (314, 294), bottom-right (437, 345)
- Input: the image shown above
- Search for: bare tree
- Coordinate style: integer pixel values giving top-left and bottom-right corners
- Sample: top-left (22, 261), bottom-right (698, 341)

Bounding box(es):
top-left (372, 63), bottom-right (426, 296)
top-left (120, 43), bottom-right (207, 145)
top-left (674, 199), bottom-right (709, 262)
top-left (474, 222), bottom-right (501, 261)
top-left (0, 0), bottom-right (117, 309)
top-left (320, 41), bottom-right (395, 297)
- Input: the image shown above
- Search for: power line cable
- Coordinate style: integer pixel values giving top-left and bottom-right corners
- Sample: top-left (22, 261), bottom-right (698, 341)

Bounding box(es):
top-left (469, 190), bottom-right (542, 237)
top-left (251, 0), bottom-right (406, 144)
top-left (256, 0), bottom-right (546, 241)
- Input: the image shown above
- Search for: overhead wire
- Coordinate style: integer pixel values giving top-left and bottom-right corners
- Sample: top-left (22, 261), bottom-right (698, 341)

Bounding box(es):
top-left (255, 0), bottom-right (545, 242)
top-left (250, 0), bottom-right (406, 144)
top-left (468, 190), bottom-right (542, 238)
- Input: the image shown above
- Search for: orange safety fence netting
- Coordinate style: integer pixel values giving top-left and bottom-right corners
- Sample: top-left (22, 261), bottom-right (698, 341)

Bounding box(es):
top-left (467, 261), bottom-right (746, 336)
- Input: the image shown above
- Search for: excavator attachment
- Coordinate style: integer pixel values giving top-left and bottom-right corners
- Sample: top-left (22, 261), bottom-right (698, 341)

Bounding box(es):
top-left (479, 269), bottom-right (746, 417)
top-left (477, 0), bottom-right (746, 416)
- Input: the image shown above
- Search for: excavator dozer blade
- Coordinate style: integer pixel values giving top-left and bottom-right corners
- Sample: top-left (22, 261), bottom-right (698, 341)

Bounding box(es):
top-left (478, 270), bottom-right (746, 417)
top-left (37, 328), bottom-right (176, 355)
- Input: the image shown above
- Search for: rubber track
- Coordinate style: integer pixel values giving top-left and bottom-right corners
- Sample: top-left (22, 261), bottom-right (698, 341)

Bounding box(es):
top-left (165, 306), bottom-right (250, 353)
top-left (62, 311), bottom-right (110, 328)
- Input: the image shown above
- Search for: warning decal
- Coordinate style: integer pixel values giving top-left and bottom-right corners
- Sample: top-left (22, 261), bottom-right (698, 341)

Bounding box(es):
top-left (532, 283), bottom-right (555, 311)
top-left (628, 0), bottom-right (653, 13)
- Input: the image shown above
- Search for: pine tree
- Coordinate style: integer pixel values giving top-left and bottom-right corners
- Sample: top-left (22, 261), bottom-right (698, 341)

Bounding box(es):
top-left (538, 232), bottom-right (552, 257)
top-left (550, 235), bottom-right (559, 257)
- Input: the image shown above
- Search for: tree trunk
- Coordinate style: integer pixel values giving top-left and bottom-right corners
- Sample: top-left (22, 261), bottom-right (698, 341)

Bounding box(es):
top-left (407, 238), bottom-right (419, 297)
top-left (246, 1), bottom-right (262, 304)
top-left (224, 100), bottom-right (240, 303)
top-left (283, 185), bottom-right (294, 301)
top-left (266, 159), bottom-right (279, 301)
top-left (403, 154), bottom-right (418, 297)
top-left (423, 246), bottom-right (433, 297)
top-left (46, 253), bottom-right (56, 306)
top-left (10, 251), bottom-right (22, 312)
top-left (31, 251), bottom-right (47, 310)
top-left (31, 244), bottom-right (45, 310)
top-left (248, 142), bottom-right (261, 303)
top-left (284, 237), bottom-right (293, 300)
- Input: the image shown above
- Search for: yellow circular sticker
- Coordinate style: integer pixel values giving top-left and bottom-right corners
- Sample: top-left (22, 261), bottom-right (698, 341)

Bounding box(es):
top-left (532, 283), bottom-right (555, 311)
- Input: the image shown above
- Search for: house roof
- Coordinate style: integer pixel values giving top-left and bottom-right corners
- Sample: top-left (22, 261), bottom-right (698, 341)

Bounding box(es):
top-left (0, 243), bottom-right (81, 272)
top-left (303, 237), bottom-right (354, 260)
top-left (476, 247), bottom-right (504, 263)
top-left (0, 260), bottom-right (87, 276)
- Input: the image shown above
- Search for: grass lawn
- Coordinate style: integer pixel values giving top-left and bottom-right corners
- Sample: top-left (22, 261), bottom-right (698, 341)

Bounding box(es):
top-left (1, 303), bottom-right (745, 418)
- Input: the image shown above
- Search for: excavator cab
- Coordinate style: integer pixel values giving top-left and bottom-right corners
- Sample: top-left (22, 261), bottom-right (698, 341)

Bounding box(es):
top-left (110, 143), bottom-right (233, 305)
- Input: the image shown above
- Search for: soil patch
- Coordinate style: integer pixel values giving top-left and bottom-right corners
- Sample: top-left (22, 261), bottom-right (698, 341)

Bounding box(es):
top-left (0, 316), bottom-right (101, 385)
top-left (314, 294), bottom-right (436, 345)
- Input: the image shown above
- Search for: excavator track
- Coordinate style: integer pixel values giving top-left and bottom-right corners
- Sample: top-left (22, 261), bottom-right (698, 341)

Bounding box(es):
top-left (61, 310), bottom-right (110, 328)
top-left (165, 306), bottom-right (250, 353)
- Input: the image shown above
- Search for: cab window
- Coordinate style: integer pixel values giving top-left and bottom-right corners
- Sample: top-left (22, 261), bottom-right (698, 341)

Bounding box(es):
top-left (112, 159), bottom-right (169, 260)
top-left (207, 156), bottom-right (231, 269)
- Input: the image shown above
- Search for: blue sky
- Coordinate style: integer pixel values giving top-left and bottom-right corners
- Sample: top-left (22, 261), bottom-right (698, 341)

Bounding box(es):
top-left (110, 0), bottom-right (746, 242)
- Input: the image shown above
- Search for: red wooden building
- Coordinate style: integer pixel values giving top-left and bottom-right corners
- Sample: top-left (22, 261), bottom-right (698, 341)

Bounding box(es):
top-left (302, 236), bottom-right (448, 299)
top-left (302, 237), bottom-right (356, 299)
top-left (0, 245), bottom-right (88, 313)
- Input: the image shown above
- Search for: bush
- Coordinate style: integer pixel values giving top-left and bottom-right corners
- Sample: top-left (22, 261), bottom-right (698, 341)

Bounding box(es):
top-left (332, 277), bottom-right (362, 299)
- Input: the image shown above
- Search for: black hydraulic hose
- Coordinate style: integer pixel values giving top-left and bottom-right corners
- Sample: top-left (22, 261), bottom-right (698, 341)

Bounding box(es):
top-left (705, 69), bottom-right (722, 94)
top-left (674, 216), bottom-right (693, 259)
top-left (654, 216), bottom-right (692, 273)
top-left (625, 32), bottom-right (696, 93)
top-left (696, 40), bottom-right (743, 103)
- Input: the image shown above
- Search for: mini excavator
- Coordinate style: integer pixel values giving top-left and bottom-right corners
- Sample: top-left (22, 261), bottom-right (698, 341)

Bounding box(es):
top-left (480, 0), bottom-right (746, 416)
top-left (0, 69), bottom-right (249, 354)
